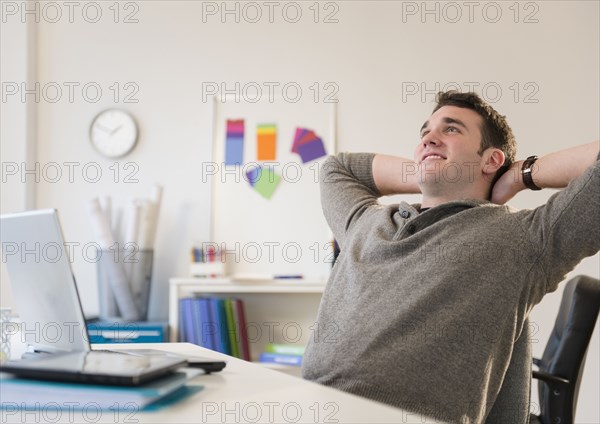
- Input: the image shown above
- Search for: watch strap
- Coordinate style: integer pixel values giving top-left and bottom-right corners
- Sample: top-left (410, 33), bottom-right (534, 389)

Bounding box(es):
top-left (521, 155), bottom-right (542, 191)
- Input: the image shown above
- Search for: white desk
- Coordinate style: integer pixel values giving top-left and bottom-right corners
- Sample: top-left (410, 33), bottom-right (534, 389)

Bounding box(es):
top-left (1, 343), bottom-right (445, 423)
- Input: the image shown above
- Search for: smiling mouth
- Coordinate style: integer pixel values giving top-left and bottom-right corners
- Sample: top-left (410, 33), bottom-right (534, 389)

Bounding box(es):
top-left (421, 154), bottom-right (447, 162)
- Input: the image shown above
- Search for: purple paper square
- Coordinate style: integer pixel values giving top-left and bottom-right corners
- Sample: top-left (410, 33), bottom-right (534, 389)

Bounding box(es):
top-left (297, 139), bottom-right (326, 163)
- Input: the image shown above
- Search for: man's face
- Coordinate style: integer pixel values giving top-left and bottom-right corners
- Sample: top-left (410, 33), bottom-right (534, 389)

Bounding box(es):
top-left (414, 105), bottom-right (486, 187)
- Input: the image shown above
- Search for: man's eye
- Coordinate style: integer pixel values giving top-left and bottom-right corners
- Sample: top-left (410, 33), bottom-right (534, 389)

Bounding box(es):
top-left (420, 131), bottom-right (429, 138)
top-left (446, 126), bottom-right (459, 133)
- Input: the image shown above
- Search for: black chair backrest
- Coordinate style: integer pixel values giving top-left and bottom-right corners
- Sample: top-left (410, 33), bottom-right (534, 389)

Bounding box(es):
top-left (538, 275), bottom-right (600, 424)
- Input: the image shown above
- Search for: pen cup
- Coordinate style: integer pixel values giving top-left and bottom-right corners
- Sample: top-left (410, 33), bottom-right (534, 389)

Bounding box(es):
top-left (97, 249), bottom-right (154, 321)
top-left (189, 261), bottom-right (226, 278)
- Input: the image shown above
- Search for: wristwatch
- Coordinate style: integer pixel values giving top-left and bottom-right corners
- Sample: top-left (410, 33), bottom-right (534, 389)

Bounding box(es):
top-left (521, 155), bottom-right (542, 191)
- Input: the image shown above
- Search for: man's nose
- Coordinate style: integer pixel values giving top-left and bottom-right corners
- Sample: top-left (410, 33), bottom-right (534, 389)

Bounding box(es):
top-left (422, 132), bottom-right (440, 147)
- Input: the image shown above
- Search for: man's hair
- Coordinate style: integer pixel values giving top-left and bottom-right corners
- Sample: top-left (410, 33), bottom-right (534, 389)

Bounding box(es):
top-left (433, 91), bottom-right (516, 187)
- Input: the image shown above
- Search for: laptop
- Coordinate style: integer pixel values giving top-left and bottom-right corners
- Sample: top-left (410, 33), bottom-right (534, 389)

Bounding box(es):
top-left (0, 209), bottom-right (187, 385)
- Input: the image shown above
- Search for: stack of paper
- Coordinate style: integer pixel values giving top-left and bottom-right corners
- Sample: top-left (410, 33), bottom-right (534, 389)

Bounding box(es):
top-left (256, 123), bottom-right (277, 161)
top-left (292, 127), bottom-right (327, 163)
top-left (259, 343), bottom-right (305, 367)
top-left (0, 368), bottom-right (202, 411)
top-left (225, 119), bottom-right (245, 165)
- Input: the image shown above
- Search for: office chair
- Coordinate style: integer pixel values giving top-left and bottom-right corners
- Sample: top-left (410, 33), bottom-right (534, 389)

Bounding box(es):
top-left (530, 275), bottom-right (600, 424)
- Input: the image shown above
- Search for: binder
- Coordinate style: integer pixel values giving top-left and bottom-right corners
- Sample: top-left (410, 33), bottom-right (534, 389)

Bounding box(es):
top-left (233, 298), bottom-right (251, 361)
top-left (225, 299), bottom-right (240, 358)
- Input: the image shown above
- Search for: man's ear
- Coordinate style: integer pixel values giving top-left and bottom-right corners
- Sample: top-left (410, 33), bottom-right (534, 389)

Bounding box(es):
top-left (482, 149), bottom-right (506, 176)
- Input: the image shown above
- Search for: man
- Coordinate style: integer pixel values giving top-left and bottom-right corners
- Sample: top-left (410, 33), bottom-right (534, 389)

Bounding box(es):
top-left (301, 91), bottom-right (600, 423)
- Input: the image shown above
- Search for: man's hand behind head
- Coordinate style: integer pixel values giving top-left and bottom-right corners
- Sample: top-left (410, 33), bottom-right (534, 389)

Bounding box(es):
top-left (491, 160), bottom-right (526, 205)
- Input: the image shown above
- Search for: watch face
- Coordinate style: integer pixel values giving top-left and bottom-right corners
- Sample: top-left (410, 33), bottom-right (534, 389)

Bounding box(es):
top-left (90, 109), bottom-right (138, 158)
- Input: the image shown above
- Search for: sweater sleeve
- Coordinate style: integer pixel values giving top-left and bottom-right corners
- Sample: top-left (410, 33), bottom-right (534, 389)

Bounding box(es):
top-left (320, 153), bottom-right (380, 248)
top-left (515, 156), bottom-right (600, 301)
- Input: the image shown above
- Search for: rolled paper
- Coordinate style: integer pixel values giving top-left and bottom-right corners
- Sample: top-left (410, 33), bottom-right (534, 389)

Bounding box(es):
top-left (122, 200), bottom-right (141, 249)
top-left (121, 200), bottom-right (141, 281)
top-left (87, 198), bottom-right (139, 321)
top-left (135, 199), bottom-right (154, 250)
top-left (100, 196), bottom-right (112, 229)
top-left (98, 196), bottom-right (117, 318)
top-left (145, 184), bottom-right (163, 249)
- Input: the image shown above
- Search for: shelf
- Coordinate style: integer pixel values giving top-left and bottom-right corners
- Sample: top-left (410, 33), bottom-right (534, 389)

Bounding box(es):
top-left (170, 277), bottom-right (326, 294)
top-left (168, 277), bottom-right (326, 344)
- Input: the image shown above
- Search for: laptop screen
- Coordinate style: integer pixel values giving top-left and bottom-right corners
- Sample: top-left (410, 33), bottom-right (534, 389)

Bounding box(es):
top-left (0, 209), bottom-right (91, 353)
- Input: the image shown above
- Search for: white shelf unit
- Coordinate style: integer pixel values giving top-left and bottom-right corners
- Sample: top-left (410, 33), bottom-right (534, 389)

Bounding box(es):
top-left (169, 277), bottom-right (326, 361)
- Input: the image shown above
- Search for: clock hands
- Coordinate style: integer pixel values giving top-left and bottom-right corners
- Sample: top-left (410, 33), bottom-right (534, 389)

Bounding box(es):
top-left (95, 123), bottom-right (123, 137)
top-left (110, 125), bottom-right (123, 136)
top-left (94, 123), bottom-right (113, 134)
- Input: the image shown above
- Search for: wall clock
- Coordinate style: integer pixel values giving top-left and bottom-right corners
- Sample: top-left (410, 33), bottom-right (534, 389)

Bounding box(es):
top-left (90, 109), bottom-right (138, 158)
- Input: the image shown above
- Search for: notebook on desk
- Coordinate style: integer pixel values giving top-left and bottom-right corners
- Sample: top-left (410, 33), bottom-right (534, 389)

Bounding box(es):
top-left (0, 209), bottom-right (186, 385)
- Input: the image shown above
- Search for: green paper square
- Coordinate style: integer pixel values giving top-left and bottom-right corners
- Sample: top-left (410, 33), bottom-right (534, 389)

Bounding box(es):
top-left (254, 168), bottom-right (282, 200)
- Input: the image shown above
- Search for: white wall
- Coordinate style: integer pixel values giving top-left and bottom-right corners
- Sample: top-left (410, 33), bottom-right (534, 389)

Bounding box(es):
top-left (1, 1), bottom-right (598, 421)
top-left (0, 13), bottom-right (37, 307)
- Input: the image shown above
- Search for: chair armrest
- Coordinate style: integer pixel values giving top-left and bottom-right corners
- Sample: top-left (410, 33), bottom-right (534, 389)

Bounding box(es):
top-left (532, 369), bottom-right (570, 385)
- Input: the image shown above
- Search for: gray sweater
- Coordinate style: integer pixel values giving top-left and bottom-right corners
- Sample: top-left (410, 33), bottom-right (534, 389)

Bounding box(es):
top-left (302, 152), bottom-right (600, 423)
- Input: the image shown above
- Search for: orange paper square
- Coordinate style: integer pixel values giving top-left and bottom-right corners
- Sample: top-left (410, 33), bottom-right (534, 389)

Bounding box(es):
top-left (257, 133), bottom-right (277, 161)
